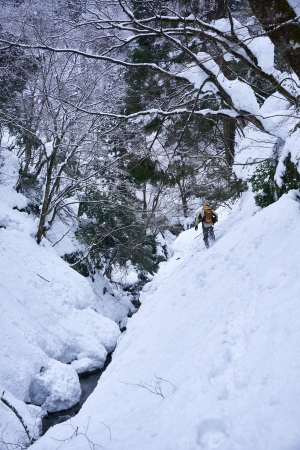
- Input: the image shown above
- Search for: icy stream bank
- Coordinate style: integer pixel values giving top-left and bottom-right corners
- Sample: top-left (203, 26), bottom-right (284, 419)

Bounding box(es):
top-left (42, 354), bottom-right (112, 434)
top-left (42, 279), bottom-right (145, 434)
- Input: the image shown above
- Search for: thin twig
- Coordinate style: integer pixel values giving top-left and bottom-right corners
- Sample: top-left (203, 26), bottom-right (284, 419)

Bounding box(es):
top-left (98, 422), bottom-right (112, 441)
top-left (52, 225), bottom-right (74, 247)
top-left (36, 273), bottom-right (50, 282)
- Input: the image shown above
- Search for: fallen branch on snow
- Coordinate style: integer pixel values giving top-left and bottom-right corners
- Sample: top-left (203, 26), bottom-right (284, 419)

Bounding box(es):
top-left (0, 391), bottom-right (35, 445)
top-left (119, 375), bottom-right (176, 398)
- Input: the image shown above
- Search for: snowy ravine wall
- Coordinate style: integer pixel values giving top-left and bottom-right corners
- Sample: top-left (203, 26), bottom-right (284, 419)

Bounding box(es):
top-left (0, 149), bottom-right (123, 447)
top-left (29, 189), bottom-right (300, 450)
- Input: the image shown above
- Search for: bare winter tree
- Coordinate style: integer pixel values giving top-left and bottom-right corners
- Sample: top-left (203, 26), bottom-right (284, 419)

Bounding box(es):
top-left (1, 0), bottom-right (300, 231)
top-left (1, 0), bottom-right (297, 144)
top-left (2, 47), bottom-right (119, 243)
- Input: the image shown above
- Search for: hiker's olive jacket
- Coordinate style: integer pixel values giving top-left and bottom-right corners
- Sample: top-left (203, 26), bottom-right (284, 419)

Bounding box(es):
top-left (195, 206), bottom-right (218, 228)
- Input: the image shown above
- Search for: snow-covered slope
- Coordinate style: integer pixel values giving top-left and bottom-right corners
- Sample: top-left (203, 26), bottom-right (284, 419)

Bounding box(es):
top-left (31, 190), bottom-right (300, 450)
top-left (0, 150), bottom-right (121, 447)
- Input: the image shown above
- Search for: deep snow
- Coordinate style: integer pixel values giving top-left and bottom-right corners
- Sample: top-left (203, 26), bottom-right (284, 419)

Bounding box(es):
top-left (0, 149), bottom-right (122, 447)
top-left (1, 12), bottom-right (300, 449)
top-left (29, 189), bottom-right (300, 450)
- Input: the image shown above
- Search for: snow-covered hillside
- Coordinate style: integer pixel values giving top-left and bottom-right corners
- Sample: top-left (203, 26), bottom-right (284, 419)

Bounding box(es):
top-left (0, 150), bottom-right (125, 447)
top-left (29, 189), bottom-right (300, 450)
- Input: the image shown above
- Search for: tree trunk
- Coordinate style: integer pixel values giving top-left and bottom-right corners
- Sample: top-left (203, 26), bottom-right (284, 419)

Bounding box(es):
top-left (16, 139), bottom-right (32, 192)
top-left (178, 183), bottom-right (188, 218)
top-left (142, 182), bottom-right (147, 219)
top-left (248, 0), bottom-right (300, 80)
top-left (36, 148), bottom-right (57, 244)
top-left (222, 113), bottom-right (235, 166)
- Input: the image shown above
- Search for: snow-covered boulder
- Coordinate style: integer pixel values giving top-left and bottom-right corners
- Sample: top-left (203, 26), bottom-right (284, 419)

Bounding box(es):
top-left (71, 357), bottom-right (103, 374)
top-left (60, 308), bottom-right (121, 355)
top-left (29, 360), bottom-right (81, 413)
top-left (89, 271), bottom-right (136, 327)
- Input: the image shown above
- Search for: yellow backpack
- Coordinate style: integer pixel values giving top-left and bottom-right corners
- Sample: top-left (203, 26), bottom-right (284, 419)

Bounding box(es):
top-left (204, 209), bottom-right (213, 224)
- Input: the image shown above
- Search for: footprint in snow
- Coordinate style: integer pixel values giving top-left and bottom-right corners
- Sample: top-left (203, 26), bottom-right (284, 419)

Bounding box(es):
top-left (197, 419), bottom-right (228, 449)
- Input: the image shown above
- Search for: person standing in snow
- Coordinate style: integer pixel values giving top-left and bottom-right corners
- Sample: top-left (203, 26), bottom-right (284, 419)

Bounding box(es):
top-left (194, 202), bottom-right (218, 248)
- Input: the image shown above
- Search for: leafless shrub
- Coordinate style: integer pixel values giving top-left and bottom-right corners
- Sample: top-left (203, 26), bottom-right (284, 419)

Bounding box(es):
top-left (119, 374), bottom-right (176, 398)
top-left (51, 418), bottom-right (103, 450)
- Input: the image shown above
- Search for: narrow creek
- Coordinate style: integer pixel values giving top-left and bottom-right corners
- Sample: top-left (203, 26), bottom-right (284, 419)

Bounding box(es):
top-left (42, 353), bottom-right (112, 434)
top-left (42, 280), bottom-right (144, 435)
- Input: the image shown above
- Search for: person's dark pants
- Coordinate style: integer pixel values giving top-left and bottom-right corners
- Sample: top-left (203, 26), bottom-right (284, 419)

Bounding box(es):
top-left (203, 225), bottom-right (215, 247)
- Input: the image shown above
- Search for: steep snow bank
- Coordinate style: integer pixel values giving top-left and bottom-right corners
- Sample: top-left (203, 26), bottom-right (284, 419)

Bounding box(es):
top-left (0, 217), bottom-right (120, 401)
top-left (31, 190), bottom-right (300, 450)
top-left (0, 149), bottom-right (121, 446)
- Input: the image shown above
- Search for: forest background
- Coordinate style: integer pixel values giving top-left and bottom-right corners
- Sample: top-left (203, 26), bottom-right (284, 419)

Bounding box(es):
top-left (0, 0), bottom-right (300, 285)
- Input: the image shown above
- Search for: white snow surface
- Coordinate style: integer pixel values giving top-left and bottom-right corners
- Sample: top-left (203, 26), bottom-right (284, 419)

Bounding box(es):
top-left (287, 0), bottom-right (300, 16)
top-left (31, 190), bottom-right (300, 450)
top-left (29, 360), bottom-right (81, 413)
top-left (234, 125), bottom-right (277, 180)
top-left (0, 390), bottom-right (43, 446)
top-left (182, 52), bottom-right (260, 115)
top-left (88, 272), bottom-right (136, 329)
top-left (0, 148), bottom-right (121, 445)
top-left (0, 226), bottom-right (120, 397)
top-left (111, 262), bottom-right (139, 286)
top-left (212, 18), bottom-right (275, 71)
top-left (234, 91), bottom-right (300, 182)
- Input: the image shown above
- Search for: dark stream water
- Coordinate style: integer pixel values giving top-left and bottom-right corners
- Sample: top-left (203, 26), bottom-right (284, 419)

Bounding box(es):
top-left (42, 353), bottom-right (112, 434)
